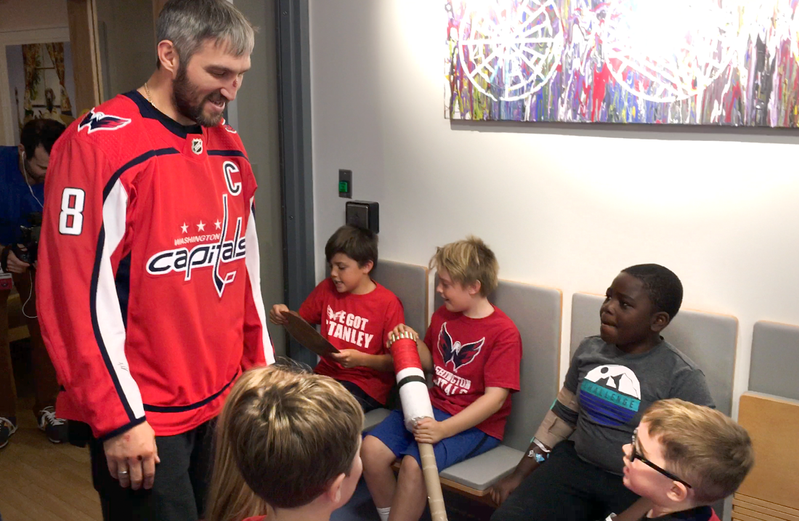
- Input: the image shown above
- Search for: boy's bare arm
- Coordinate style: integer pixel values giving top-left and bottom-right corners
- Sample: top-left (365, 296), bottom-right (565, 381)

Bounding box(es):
top-left (414, 387), bottom-right (509, 444)
top-left (489, 386), bottom-right (578, 505)
top-left (415, 339), bottom-right (433, 373)
top-left (330, 351), bottom-right (395, 372)
top-left (362, 353), bottom-right (395, 372)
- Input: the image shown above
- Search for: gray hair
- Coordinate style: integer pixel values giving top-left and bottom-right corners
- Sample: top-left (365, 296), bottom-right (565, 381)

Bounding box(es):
top-left (156, 0), bottom-right (255, 66)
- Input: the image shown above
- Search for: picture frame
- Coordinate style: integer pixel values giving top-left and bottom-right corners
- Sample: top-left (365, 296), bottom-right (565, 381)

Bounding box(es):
top-left (1, 27), bottom-right (74, 146)
top-left (445, 1), bottom-right (799, 127)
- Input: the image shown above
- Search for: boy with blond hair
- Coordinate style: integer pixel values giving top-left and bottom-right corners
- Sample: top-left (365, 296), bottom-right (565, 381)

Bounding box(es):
top-left (206, 364), bottom-right (365, 521)
top-left (619, 398), bottom-right (754, 521)
top-left (270, 225), bottom-right (404, 411)
top-left (361, 236), bottom-right (522, 521)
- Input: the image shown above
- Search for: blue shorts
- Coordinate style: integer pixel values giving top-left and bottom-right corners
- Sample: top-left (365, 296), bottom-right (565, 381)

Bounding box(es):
top-left (367, 407), bottom-right (500, 470)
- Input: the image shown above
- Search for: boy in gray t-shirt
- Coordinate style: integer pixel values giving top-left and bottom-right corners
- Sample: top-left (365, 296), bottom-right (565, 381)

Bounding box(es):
top-left (490, 264), bottom-right (714, 521)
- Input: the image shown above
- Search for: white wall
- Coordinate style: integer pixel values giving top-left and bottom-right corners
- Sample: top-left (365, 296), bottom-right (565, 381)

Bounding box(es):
top-left (95, 0), bottom-right (154, 101)
top-left (309, 0), bottom-right (799, 417)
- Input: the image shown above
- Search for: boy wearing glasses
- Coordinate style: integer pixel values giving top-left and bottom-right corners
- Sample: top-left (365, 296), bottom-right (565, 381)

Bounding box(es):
top-left (620, 398), bottom-right (754, 520)
top-left (491, 265), bottom-right (716, 521)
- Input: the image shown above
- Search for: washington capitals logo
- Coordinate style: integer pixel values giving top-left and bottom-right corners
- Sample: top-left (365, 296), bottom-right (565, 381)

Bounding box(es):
top-left (144, 164), bottom-right (246, 298)
top-left (78, 110), bottom-right (132, 134)
top-left (438, 323), bottom-right (484, 373)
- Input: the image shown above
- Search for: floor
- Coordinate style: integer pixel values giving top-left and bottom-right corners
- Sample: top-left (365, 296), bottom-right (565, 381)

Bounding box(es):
top-left (332, 478), bottom-right (496, 521)
top-left (0, 340), bottom-right (496, 521)
top-left (0, 340), bottom-right (102, 521)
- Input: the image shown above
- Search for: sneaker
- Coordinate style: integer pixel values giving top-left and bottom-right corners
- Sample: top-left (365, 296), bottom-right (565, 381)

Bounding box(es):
top-left (0, 416), bottom-right (17, 449)
top-left (37, 406), bottom-right (68, 444)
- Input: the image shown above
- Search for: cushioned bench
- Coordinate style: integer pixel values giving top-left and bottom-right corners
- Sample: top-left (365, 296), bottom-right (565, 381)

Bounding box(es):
top-left (570, 293), bottom-right (738, 415)
top-left (434, 279), bottom-right (562, 499)
top-left (364, 260), bottom-right (429, 431)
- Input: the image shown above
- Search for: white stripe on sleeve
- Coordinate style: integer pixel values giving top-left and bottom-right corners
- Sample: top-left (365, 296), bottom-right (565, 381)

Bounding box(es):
top-left (245, 197), bottom-right (275, 365)
top-left (97, 180), bottom-right (145, 419)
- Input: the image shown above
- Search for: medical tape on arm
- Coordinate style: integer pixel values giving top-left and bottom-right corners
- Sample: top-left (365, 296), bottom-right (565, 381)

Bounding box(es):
top-left (533, 387), bottom-right (578, 449)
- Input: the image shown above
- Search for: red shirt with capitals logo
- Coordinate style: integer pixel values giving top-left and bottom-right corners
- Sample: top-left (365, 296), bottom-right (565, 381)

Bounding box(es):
top-left (36, 91), bottom-right (274, 440)
top-left (424, 305), bottom-right (522, 440)
top-left (299, 278), bottom-right (404, 405)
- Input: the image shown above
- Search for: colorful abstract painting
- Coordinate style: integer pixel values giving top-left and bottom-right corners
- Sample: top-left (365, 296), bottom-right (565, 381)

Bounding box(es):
top-left (445, 0), bottom-right (799, 126)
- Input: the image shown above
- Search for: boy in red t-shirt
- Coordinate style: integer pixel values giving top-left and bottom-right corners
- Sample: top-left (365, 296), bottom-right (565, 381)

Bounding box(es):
top-left (361, 236), bottom-right (522, 521)
top-left (269, 225), bottom-right (404, 411)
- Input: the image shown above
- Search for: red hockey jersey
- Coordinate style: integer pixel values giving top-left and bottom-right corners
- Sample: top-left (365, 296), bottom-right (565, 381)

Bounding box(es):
top-left (36, 91), bottom-right (275, 440)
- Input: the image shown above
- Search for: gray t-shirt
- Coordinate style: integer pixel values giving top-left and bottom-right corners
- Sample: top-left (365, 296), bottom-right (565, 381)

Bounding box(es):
top-left (561, 336), bottom-right (714, 475)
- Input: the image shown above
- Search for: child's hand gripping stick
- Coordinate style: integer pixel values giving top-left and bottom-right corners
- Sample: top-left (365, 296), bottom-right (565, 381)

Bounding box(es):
top-left (389, 331), bottom-right (448, 521)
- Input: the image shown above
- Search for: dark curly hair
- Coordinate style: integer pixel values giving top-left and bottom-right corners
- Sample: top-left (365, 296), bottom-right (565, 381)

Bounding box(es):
top-left (621, 264), bottom-right (683, 320)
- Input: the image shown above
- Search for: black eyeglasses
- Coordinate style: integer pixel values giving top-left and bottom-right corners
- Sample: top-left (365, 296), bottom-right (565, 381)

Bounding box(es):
top-left (630, 429), bottom-right (692, 488)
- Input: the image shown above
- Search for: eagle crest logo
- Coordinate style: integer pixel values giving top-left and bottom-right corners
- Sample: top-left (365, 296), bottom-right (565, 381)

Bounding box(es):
top-left (438, 323), bottom-right (484, 373)
top-left (78, 110), bottom-right (132, 134)
top-left (327, 306), bottom-right (346, 323)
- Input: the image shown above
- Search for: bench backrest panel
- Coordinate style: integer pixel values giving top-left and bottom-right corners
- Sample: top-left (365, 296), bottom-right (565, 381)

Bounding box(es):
top-left (750, 321), bottom-right (799, 401)
top-left (371, 260), bottom-right (429, 339)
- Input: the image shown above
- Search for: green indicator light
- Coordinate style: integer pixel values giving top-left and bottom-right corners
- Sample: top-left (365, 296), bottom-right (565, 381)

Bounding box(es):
top-left (339, 181), bottom-right (349, 193)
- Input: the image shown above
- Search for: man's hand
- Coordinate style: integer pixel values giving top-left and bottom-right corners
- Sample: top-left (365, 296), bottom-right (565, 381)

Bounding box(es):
top-left (329, 349), bottom-right (365, 368)
top-left (6, 248), bottom-right (31, 274)
top-left (413, 417), bottom-right (449, 445)
top-left (269, 304), bottom-right (289, 325)
top-left (103, 421), bottom-right (160, 490)
top-left (488, 472), bottom-right (524, 506)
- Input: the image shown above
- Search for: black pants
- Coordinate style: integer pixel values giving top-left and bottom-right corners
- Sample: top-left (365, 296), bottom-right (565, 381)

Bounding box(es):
top-left (338, 379), bottom-right (383, 412)
top-left (491, 441), bottom-right (640, 521)
top-left (89, 420), bottom-right (215, 521)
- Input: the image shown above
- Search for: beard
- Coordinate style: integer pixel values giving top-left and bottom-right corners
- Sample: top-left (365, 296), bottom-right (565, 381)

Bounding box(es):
top-left (172, 64), bottom-right (226, 127)
top-left (25, 163), bottom-right (45, 184)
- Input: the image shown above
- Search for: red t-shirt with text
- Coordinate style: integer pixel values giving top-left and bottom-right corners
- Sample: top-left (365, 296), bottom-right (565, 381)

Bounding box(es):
top-left (424, 305), bottom-right (522, 440)
top-left (299, 278), bottom-right (404, 405)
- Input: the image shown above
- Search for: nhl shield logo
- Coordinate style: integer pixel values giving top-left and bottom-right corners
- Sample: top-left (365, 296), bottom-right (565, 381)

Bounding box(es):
top-left (192, 138), bottom-right (203, 155)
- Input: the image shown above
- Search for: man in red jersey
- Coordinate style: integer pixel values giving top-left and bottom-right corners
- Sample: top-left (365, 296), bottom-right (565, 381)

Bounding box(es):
top-left (36, 1), bottom-right (274, 519)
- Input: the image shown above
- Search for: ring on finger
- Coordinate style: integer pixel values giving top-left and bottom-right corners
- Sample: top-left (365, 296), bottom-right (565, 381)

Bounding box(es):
top-left (118, 468), bottom-right (130, 476)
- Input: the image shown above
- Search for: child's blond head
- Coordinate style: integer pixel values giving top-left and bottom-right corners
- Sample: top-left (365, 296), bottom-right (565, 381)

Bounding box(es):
top-left (430, 236), bottom-right (499, 297)
top-left (642, 399), bottom-right (754, 504)
top-left (213, 364), bottom-right (364, 512)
